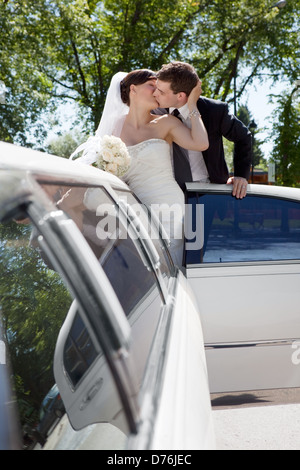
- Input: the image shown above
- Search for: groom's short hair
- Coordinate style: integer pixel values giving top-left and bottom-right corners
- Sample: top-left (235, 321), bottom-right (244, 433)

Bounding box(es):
top-left (157, 62), bottom-right (199, 96)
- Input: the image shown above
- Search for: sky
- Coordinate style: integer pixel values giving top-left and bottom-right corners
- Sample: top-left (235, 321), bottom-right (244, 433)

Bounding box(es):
top-left (233, 78), bottom-right (286, 160)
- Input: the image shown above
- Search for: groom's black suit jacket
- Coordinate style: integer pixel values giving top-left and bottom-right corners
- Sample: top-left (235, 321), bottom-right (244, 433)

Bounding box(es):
top-left (158, 97), bottom-right (252, 191)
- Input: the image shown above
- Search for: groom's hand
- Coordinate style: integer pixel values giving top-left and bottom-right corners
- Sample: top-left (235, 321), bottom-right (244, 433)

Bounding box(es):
top-left (227, 176), bottom-right (248, 199)
top-left (187, 80), bottom-right (203, 106)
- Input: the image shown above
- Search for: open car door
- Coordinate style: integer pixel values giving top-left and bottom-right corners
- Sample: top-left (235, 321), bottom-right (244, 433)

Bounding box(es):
top-left (0, 168), bottom-right (215, 450)
top-left (185, 183), bottom-right (300, 394)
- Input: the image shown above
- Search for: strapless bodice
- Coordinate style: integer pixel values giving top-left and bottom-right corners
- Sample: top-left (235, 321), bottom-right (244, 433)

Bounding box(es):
top-left (125, 139), bottom-right (173, 177)
top-left (127, 138), bottom-right (168, 157)
top-left (122, 138), bottom-right (185, 267)
top-left (123, 139), bottom-right (184, 209)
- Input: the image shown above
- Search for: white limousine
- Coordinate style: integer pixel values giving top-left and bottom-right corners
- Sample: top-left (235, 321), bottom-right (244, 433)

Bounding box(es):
top-left (0, 142), bottom-right (215, 450)
top-left (185, 182), bottom-right (300, 394)
top-left (1, 141), bottom-right (300, 449)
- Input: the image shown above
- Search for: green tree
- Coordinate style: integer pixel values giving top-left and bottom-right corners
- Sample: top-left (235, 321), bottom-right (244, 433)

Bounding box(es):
top-left (237, 105), bottom-right (265, 168)
top-left (271, 83), bottom-right (300, 187)
top-left (189, 0), bottom-right (300, 105)
top-left (1, 0), bottom-right (299, 146)
top-left (224, 104), bottom-right (266, 176)
top-left (0, 2), bottom-right (53, 145)
top-left (0, 221), bottom-right (72, 425)
top-left (46, 129), bottom-right (86, 158)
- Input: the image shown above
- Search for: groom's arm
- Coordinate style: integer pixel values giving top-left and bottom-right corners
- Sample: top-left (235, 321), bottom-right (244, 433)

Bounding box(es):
top-left (221, 103), bottom-right (252, 198)
top-left (199, 97), bottom-right (251, 198)
top-left (219, 102), bottom-right (252, 181)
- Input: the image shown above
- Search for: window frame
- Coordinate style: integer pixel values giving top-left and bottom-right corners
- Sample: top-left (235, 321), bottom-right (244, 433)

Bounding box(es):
top-left (186, 186), bottom-right (300, 268)
top-left (38, 180), bottom-right (171, 304)
top-left (113, 188), bottom-right (175, 279)
top-left (63, 310), bottom-right (99, 390)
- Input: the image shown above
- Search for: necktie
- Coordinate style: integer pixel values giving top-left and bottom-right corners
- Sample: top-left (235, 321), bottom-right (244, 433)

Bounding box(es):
top-left (170, 109), bottom-right (192, 188)
top-left (172, 109), bottom-right (181, 120)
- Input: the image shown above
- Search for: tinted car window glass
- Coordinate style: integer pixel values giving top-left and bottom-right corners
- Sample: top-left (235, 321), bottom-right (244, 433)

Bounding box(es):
top-left (39, 183), bottom-right (163, 392)
top-left (114, 189), bottom-right (173, 278)
top-left (0, 220), bottom-right (72, 444)
top-left (63, 313), bottom-right (98, 388)
top-left (186, 194), bottom-right (300, 264)
top-left (40, 184), bottom-right (162, 317)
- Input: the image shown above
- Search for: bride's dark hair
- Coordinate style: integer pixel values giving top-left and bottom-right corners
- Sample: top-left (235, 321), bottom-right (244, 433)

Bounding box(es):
top-left (120, 69), bottom-right (157, 105)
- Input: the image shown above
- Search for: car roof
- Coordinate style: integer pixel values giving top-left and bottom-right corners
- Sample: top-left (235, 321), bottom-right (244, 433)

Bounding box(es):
top-left (0, 141), bottom-right (129, 190)
top-left (186, 182), bottom-right (300, 202)
top-left (1, 142), bottom-right (299, 201)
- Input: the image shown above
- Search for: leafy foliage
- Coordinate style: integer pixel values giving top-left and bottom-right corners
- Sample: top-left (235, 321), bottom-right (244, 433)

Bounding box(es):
top-left (271, 83), bottom-right (300, 187)
top-left (1, 0), bottom-right (299, 142)
top-left (46, 129), bottom-right (86, 158)
top-left (0, 0), bottom-right (299, 434)
top-left (0, 221), bottom-right (72, 425)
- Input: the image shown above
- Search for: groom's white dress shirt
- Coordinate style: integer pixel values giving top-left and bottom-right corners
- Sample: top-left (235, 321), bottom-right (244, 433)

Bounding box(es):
top-left (170, 103), bottom-right (210, 183)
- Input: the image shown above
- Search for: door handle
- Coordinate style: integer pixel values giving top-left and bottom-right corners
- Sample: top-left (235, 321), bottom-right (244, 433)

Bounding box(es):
top-left (79, 378), bottom-right (103, 410)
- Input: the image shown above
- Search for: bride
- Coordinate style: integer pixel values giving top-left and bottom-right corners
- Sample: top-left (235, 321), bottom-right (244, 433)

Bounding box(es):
top-left (71, 70), bottom-right (208, 268)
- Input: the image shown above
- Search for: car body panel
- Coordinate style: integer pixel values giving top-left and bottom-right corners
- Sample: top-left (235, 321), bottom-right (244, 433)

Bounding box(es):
top-left (0, 141), bottom-right (128, 190)
top-left (0, 142), bottom-right (215, 450)
top-left (144, 272), bottom-right (215, 450)
top-left (0, 329), bottom-right (21, 450)
top-left (186, 183), bottom-right (300, 393)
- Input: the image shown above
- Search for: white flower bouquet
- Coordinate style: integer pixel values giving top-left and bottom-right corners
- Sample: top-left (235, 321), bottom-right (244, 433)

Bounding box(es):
top-left (92, 135), bottom-right (131, 177)
top-left (70, 134), bottom-right (131, 177)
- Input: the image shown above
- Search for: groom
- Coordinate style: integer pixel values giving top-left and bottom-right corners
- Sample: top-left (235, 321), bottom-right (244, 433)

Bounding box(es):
top-left (153, 62), bottom-right (252, 199)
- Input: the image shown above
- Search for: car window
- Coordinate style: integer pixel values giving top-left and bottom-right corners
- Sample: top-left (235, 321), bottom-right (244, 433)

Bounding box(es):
top-left (39, 183), bottom-right (164, 391)
top-left (186, 193), bottom-right (300, 264)
top-left (114, 189), bottom-right (174, 277)
top-left (2, 181), bottom-right (167, 441)
top-left (63, 312), bottom-right (98, 389)
top-left (40, 183), bottom-right (166, 317)
top-left (0, 219), bottom-right (72, 446)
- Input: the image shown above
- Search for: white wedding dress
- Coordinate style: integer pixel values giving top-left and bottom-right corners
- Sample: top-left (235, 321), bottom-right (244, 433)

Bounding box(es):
top-left (123, 138), bottom-right (185, 267)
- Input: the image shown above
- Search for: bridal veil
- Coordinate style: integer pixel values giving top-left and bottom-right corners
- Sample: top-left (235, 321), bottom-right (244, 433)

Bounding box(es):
top-left (70, 71), bottom-right (128, 162)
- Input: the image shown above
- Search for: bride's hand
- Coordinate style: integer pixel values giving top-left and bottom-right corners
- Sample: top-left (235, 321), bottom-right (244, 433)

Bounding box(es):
top-left (187, 80), bottom-right (202, 110)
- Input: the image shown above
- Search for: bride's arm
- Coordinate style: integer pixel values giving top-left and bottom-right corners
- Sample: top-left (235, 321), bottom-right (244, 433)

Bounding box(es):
top-left (168, 82), bottom-right (209, 151)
